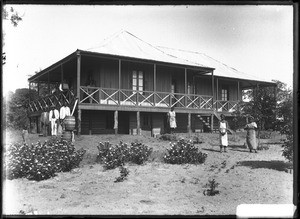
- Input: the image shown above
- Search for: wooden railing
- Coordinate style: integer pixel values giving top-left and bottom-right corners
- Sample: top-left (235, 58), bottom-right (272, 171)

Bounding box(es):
top-left (28, 86), bottom-right (244, 114)
top-left (79, 86), bottom-right (214, 110)
top-left (28, 90), bottom-right (76, 113)
top-left (214, 100), bottom-right (244, 112)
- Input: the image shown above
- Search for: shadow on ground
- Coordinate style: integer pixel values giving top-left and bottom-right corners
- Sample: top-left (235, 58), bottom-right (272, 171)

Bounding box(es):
top-left (237, 160), bottom-right (293, 172)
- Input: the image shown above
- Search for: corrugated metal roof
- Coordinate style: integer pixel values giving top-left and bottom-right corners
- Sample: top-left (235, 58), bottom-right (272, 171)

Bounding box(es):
top-left (84, 30), bottom-right (212, 69)
top-left (84, 30), bottom-right (274, 84)
top-left (158, 46), bottom-right (274, 83)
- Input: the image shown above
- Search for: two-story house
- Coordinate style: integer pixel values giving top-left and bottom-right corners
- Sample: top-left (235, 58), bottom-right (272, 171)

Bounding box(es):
top-left (27, 30), bottom-right (276, 136)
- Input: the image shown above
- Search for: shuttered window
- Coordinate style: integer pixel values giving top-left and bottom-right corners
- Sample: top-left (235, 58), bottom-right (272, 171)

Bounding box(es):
top-left (132, 71), bottom-right (143, 94)
top-left (221, 87), bottom-right (229, 101)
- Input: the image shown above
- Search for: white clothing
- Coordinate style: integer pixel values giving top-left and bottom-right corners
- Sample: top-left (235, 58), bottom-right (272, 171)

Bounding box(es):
top-left (219, 121), bottom-right (228, 146)
top-left (65, 106), bottom-right (71, 116)
top-left (49, 109), bottom-right (59, 121)
top-left (60, 106), bottom-right (71, 119)
top-left (168, 111), bottom-right (177, 128)
top-left (50, 118), bottom-right (57, 136)
top-left (49, 109), bottom-right (59, 135)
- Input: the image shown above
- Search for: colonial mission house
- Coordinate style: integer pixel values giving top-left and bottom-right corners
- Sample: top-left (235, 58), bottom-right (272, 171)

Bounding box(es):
top-left (27, 31), bottom-right (275, 136)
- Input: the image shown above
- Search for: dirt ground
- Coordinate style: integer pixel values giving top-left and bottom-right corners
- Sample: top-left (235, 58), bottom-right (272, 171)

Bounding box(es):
top-left (3, 129), bottom-right (294, 216)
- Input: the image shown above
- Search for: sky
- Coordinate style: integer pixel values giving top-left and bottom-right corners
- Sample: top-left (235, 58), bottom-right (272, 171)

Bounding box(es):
top-left (2, 4), bottom-right (294, 96)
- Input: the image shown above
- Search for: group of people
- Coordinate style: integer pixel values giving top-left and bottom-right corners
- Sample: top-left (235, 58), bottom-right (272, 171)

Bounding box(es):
top-left (41, 102), bottom-right (71, 136)
top-left (219, 114), bottom-right (258, 153)
top-left (167, 107), bottom-right (258, 153)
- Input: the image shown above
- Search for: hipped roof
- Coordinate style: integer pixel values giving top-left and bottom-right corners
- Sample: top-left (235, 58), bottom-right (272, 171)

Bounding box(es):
top-left (85, 30), bottom-right (274, 84)
top-left (29, 30), bottom-right (275, 85)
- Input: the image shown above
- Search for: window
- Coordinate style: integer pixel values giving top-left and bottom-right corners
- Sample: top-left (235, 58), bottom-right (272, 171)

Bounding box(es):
top-left (221, 87), bottom-right (229, 101)
top-left (132, 71), bottom-right (143, 94)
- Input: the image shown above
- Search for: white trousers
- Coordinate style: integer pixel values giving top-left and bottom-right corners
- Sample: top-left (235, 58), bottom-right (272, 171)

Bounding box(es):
top-left (51, 118), bottom-right (57, 136)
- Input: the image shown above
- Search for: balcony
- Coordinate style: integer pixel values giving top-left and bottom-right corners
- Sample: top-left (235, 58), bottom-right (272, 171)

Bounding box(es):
top-left (28, 86), bottom-right (243, 115)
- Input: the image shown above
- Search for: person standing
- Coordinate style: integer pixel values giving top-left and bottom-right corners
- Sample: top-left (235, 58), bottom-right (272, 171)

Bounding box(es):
top-left (49, 107), bottom-right (59, 136)
top-left (59, 102), bottom-right (71, 131)
top-left (167, 106), bottom-right (177, 134)
top-left (244, 116), bottom-right (258, 153)
top-left (219, 114), bottom-right (229, 153)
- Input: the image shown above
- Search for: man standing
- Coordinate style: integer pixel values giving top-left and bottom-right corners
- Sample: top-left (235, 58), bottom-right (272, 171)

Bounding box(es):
top-left (49, 107), bottom-right (59, 136)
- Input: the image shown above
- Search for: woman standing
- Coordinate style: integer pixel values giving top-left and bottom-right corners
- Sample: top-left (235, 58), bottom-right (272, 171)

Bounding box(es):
top-left (244, 116), bottom-right (258, 153)
top-left (219, 114), bottom-right (229, 153)
top-left (167, 107), bottom-right (177, 134)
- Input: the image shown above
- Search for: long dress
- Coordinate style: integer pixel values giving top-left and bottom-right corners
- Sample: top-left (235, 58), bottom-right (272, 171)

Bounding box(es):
top-left (219, 121), bottom-right (228, 147)
top-left (168, 111), bottom-right (177, 128)
top-left (245, 122), bottom-right (257, 150)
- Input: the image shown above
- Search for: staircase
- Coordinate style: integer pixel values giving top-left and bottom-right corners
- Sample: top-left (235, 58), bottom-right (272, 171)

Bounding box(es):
top-left (197, 115), bottom-right (212, 131)
top-left (197, 111), bottom-right (222, 133)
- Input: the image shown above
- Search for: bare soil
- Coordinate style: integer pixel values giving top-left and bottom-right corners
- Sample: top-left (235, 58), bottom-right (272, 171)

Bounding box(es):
top-left (3, 129), bottom-right (293, 216)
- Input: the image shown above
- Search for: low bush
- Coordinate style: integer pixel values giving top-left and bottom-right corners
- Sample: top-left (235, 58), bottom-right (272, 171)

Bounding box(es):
top-left (203, 178), bottom-right (220, 196)
top-left (114, 166), bottom-right (130, 183)
top-left (96, 141), bottom-right (153, 170)
top-left (163, 139), bottom-right (207, 164)
top-left (4, 138), bottom-right (86, 181)
top-left (159, 134), bottom-right (177, 141)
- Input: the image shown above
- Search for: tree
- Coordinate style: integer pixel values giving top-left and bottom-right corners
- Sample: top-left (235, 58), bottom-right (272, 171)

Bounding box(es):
top-left (6, 88), bottom-right (38, 130)
top-left (242, 84), bottom-right (277, 131)
top-left (2, 6), bottom-right (23, 65)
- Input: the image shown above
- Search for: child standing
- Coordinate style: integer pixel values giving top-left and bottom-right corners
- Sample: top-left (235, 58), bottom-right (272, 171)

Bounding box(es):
top-left (219, 114), bottom-right (229, 152)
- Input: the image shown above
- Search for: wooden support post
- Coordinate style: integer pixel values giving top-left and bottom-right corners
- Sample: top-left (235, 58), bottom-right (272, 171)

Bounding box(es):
top-left (187, 113), bottom-right (192, 136)
top-left (210, 114), bottom-right (214, 133)
top-left (211, 70), bottom-right (215, 110)
top-left (77, 109), bottom-right (81, 137)
top-left (37, 80), bottom-right (40, 97)
top-left (216, 78), bottom-right (219, 100)
top-left (237, 81), bottom-right (240, 100)
top-left (114, 110), bottom-right (118, 135)
top-left (237, 81), bottom-right (240, 111)
top-left (184, 68), bottom-right (187, 106)
top-left (36, 116), bottom-right (39, 134)
top-left (137, 111), bottom-right (140, 135)
top-left (77, 51), bottom-right (81, 101)
top-left (48, 72), bottom-right (50, 95)
top-left (61, 64), bottom-right (64, 84)
top-left (153, 64), bottom-right (156, 106)
top-left (118, 59), bottom-right (121, 104)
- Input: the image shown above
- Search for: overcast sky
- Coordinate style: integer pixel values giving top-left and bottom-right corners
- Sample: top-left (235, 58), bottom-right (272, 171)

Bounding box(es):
top-left (2, 4), bottom-right (294, 96)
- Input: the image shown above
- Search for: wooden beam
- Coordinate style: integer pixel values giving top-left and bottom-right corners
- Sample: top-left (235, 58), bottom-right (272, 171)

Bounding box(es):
top-left (137, 111), bottom-right (140, 135)
top-left (61, 64), bottom-right (64, 83)
top-left (185, 68), bottom-right (187, 106)
top-left (210, 114), bottom-right (214, 133)
top-left (237, 81), bottom-right (240, 100)
top-left (118, 59), bottom-right (121, 104)
top-left (77, 109), bottom-right (81, 137)
top-left (187, 113), bottom-right (192, 136)
top-left (48, 72), bottom-right (50, 95)
top-left (77, 51), bottom-right (81, 100)
top-left (153, 64), bottom-right (156, 106)
top-left (114, 110), bottom-right (118, 134)
top-left (216, 78), bottom-right (219, 100)
top-left (211, 70), bottom-right (215, 110)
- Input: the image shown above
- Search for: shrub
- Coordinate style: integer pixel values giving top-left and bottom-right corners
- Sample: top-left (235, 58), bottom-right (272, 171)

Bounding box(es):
top-left (203, 178), bottom-right (220, 196)
top-left (159, 134), bottom-right (177, 141)
top-left (114, 166), bottom-right (130, 183)
top-left (163, 139), bottom-right (207, 164)
top-left (97, 141), bottom-right (153, 170)
top-left (4, 138), bottom-right (86, 181)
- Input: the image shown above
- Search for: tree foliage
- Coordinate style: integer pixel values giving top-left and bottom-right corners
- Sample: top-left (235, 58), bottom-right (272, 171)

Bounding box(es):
top-left (5, 88), bottom-right (38, 130)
